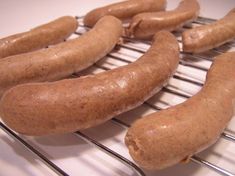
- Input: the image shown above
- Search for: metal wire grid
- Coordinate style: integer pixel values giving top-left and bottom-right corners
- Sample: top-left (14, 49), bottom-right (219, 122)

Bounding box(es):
top-left (0, 16), bottom-right (235, 176)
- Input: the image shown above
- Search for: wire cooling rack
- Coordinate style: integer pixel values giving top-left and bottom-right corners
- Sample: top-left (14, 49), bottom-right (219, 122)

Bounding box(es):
top-left (0, 16), bottom-right (235, 176)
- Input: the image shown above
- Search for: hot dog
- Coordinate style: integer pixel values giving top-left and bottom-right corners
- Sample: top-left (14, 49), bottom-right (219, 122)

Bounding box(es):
top-left (0, 16), bottom-right (78, 59)
top-left (0, 16), bottom-right (122, 97)
top-left (182, 8), bottom-right (235, 53)
top-left (83, 0), bottom-right (166, 27)
top-left (125, 52), bottom-right (235, 170)
top-left (127, 0), bottom-right (200, 39)
top-left (0, 31), bottom-right (179, 136)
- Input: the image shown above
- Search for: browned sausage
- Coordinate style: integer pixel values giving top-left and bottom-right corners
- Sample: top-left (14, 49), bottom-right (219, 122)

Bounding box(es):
top-left (0, 16), bottom-right (122, 97)
top-left (0, 16), bottom-right (78, 59)
top-left (0, 31), bottom-right (179, 136)
top-left (125, 52), bottom-right (235, 170)
top-left (127, 0), bottom-right (200, 39)
top-left (182, 8), bottom-right (235, 53)
top-left (83, 0), bottom-right (166, 27)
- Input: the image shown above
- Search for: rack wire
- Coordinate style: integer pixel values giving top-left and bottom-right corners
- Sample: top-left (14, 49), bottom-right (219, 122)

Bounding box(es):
top-left (1, 15), bottom-right (235, 176)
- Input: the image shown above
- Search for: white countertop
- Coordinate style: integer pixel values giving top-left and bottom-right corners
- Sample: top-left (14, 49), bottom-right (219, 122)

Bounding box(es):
top-left (0, 0), bottom-right (235, 176)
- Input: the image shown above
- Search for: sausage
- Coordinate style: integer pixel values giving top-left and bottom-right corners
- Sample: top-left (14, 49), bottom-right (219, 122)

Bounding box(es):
top-left (0, 16), bottom-right (122, 97)
top-left (0, 16), bottom-right (78, 59)
top-left (182, 8), bottom-right (235, 53)
top-left (83, 0), bottom-right (166, 27)
top-left (0, 31), bottom-right (179, 136)
top-left (125, 52), bottom-right (235, 170)
top-left (127, 0), bottom-right (200, 39)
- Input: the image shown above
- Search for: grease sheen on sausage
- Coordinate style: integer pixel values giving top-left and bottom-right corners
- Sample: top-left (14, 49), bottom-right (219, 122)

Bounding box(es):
top-left (182, 8), bottom-right (235, 53)
top-left (0, 31), bottom-right (179, 136)
top-left (127, 0), bottom-right (199, 39)
top-left (0, 16), bottom-right (78, 59)
top-left (125, 52), bottom-right (235, 170)
top-left (0, 16), bottom-right (122, 97)
top-left (83, 0), bottom-right (166, 27)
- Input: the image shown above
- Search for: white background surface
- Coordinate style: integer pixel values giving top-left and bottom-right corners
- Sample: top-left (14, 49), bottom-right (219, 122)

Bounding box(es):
top-left (0, 0), bottom-right (235, 176)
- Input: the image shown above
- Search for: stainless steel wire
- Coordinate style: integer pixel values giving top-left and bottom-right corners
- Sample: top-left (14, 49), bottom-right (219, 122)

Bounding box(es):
top-left (191, 156), bottom-right (235, 176)
top-left (0, 122), bottom-right (69, 176)
top-left (222, 132), bottom-right (235, 142)
top-left (75, 131), bottom-right (146, 176)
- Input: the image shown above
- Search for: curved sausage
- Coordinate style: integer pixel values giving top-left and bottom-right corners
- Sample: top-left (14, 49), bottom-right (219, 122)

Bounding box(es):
top-left (0, 16), bottom-right (78, 59)
top-left (127, 0), bottom-right (200, 39)
top-left (182, 8), bottom-right (235, 53)
top-left (83, 0), bottom-right (166, 27)
top-left (0, 31), bottom-right (179, 136)
top-left (125, 52), bottom-right (235, 170)
top-left (0, 16), bottom-right (122, 97)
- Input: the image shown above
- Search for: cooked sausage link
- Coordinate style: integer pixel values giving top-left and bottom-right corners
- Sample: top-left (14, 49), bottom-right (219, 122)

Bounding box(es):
top-left (0, 16), bottom-right (78, 59)
top-left (84, 0), bottom-right (166, 27)
top-left (127, 0), bottom-right (200, 39)
top-left (0, 16), bottom-right (122, 97)
top-left (182, 8), bottom-right (235, 53)
top-left (125, 52), bottom-right (235, 170)
top-left (0, 31), bottom-right (179, 136)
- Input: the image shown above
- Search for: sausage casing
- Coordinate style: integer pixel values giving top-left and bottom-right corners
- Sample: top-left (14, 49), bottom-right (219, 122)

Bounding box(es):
top-left (182, 8), bottom-right (235, 53)
top-left (127, 0), bottom-right (200, 39)
top-left (125, 52), bottom-right (235, 170)
top-left (84, 0), bottom-right (166, 27)
top-left (0, 16), bottom-right (122, 97)
top-left (0, 16), bottom-right (78, 59)
top-left (0, 31), bottom-right (179, 136)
